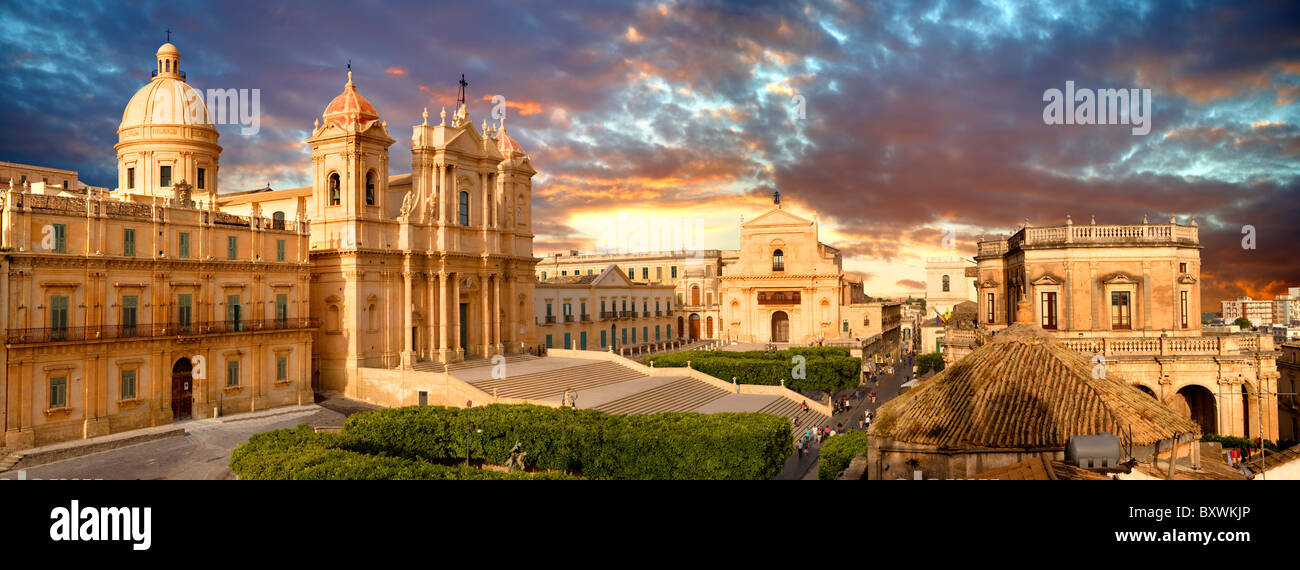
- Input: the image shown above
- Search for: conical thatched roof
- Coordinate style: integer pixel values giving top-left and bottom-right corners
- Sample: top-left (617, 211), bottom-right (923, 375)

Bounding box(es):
top-left (870, 323), bottom-right (1200, 449)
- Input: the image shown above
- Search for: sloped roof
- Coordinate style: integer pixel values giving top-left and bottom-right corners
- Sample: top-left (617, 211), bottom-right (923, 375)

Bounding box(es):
top-left (869, 323), bottom-right (1201, 450)
top-left (538, 274), bottom-right (599, 285)
top-left (970, 455), bottom-right (1111, 480)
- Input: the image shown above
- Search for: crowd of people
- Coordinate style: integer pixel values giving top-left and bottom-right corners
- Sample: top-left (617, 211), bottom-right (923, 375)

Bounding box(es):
top-left (789, 350), bottom-right (920, 463)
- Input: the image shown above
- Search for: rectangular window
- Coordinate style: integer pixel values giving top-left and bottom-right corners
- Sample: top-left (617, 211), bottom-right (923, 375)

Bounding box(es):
top-left (276, 239), bottom-right (285, 262)
top-left (197, 167), bottom-right (206, 189)
top-left (123, 228), bottom-right (136, 256)
top-left (178, 232), bottom-right (190, 258)
top-left (987, 293), bottom-right (995, 324)
top-left (622, 328), bottom-right (628, 346)
top-left (178, 294), bottom-right (193, 327)
top-left (561, 270), bottom-right (567, 276)
top-left (120, 370), bottom-right (137, 400)
top-left (50, 295), bottom-right (69, 340)
top-left (1179, 262), bottom-right (1188, 274)
top-left (656, 326), bottom-right (661, 340)
top-left (671, 266), bottom-right (678, 278)
top-left (642, 267), bottom-right (649, 280)
top-left (227, 235), bottom-right (237, 260)
top-left (121, 295), bottom-right (138, 337)
top-left (667, 324), bottom-right (672, 338)
top-left (49, 376), bottom-right (67, 408)
top-left (546, 334), bottom-right (553, 349)
top-left (627, 268), bottom-right (634, 279)
top-left (53, 224), bottom-right (66, 253)
top-left (276, 356), bottom-right (288, 381)
top-left (631, 328), bottom-right (636, 343)
top-left (642, 326), bottom-right (648, 341)
top-left (580, 331), bottom-right (587, 350)
top-left (276, 294), bottom-right (288, 324)
top-left (227, 294), bottom-right (242, 330)
top-left (600, 330), bottom-right (607, 347)
top-left (656, 267), bottom-right (663, 280)
top-left (1110, 291), bottom-right (1132, 330)
top-left (546, 303), bottom-right (552, 317)
top-left (1041, 292), bottom-right (1057, 330)
top-left (564, 332), bottom-right (572, 349)
top-left (127, 168), bottom-right (135, 189)
top-left (159, 165), bottom-right (172, 187)
top-left (1180, 290), bottom-right (1189, 329)
top-left (226, 360), bottom-right (240, 387)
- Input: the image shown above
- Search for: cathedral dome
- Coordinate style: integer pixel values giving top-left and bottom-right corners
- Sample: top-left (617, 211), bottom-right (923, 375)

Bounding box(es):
top-left (497, 126), bottom-right (526, 158)
top-left (119, 42), bottom-right (213, 131)
top-left (322, 71), bottom-right (380, 131)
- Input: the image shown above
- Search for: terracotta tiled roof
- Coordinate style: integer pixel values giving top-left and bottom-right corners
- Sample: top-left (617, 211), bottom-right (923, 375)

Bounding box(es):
top-left (869, 323), bottom-right (1201, 450)
top-left (323, 73), bottom-right (380, 131)
top-left (497, 127), bottom-right (526, 157)
top-left (970, 455), bottom-right (1111, 480)
top-left (538, 274), bottom-right (599, 285)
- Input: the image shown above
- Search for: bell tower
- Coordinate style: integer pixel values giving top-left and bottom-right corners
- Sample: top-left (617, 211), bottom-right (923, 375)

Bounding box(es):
top-left (306, 69), bottom-right (395, 250)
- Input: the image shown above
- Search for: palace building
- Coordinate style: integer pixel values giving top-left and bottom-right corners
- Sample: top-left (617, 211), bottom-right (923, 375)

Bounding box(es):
top-left (534, 264), bottom-right (676, 352)
top-left (948, 215), bottom-right (1281, 440)
top-left (1, 41), bottom-right (540, 448)
top-left (1, 42), bottom-right (315, 449)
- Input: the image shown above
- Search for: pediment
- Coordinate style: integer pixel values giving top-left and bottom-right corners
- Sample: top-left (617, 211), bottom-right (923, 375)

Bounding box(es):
top-left (1178, 274), bottom-right (1198, 284)
top-left (595, 265), bottom-right (634, 287)
top-left (743, 207), bottom-right (812, 228)
top-left (1031, 273), bottom-right (1063, 286)
top-left (1102, 273), bottom-right (1139, 285)
top-left (978, 278), bottom-right (1000, 289)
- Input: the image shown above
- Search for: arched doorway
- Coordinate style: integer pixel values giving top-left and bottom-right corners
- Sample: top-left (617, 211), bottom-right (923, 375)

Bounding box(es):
top-left (677, 316), bottom-right (684, 339)
top-left (689, 314), bottom-right (701, 341)
top-left (771, 311), bottom-right (790, 343)
top-left (172, 357), bottom-right (194, 420)
top-left (610, 323), bottom-right (617, 350)
top-left (706, 316), bottom-right (714, 338)
top-left (1172, 385), bottom-right (1217, 435)
top-left (1134, 384), bottom-right (1157, 398)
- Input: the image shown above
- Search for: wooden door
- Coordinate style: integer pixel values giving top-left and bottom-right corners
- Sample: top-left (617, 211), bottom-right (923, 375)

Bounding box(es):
top-left (171, 358), bottom-right (193, 420)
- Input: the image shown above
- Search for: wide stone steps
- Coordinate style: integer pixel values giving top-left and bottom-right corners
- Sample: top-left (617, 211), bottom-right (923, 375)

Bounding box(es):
top-left (0, 452), bottom-right (24, 473)
top-left (468, 361), bottom-right (645, 400)
top-left (758, 398), bottom-right (831, 438)
top-left (412, 353), bottom-right (538, 373)
top-left (594, 377), bottom-right (729, 415)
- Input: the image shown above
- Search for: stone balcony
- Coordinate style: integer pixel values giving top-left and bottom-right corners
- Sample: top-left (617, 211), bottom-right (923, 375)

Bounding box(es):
top-left (978, 220), bottom-right (1199, 257)
top-left (942, 327), bottom-right (1272, 362)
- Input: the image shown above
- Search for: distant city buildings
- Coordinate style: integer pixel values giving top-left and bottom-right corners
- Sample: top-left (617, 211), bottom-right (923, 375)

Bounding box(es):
top-left (919, 257), bottom-right (976, 354)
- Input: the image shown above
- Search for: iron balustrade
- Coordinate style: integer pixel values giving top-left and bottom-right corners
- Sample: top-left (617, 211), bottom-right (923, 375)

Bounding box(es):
top-left (5, 318), bottom-right (320, 344)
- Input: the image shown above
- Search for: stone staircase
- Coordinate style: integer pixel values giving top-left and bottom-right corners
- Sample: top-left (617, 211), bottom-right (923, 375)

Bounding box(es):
top-left (0, 451), bottom-right (24, 473)
top-left (468, 361), bottom-right (645, 400)
top-left (412, 353), bottom-right (538, 373)
top-left (594, 377), bottom-right (730, 415)
top-left (758, 398), bottom-right (832, 438)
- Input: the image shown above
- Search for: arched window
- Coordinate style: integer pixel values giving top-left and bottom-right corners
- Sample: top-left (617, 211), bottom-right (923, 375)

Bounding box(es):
top-left (367, 303), bottom-right (377, 330)
top-left (863, 316), bottom-right (870, 326)
top-left (942, 275), bottom-right (950, 292)
top-left (272, 211), bottom-right (285, 230)
top-left (772, 249), bottom-right (784, 271)
top-left (365, 171), bottom-right (376, 205)
top-left (329, 173), bottom-right (341, 206)
top-left (458, 191), bottom-right (470, 226)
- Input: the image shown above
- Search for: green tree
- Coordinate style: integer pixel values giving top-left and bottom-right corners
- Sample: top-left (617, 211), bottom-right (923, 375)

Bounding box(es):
top-left (1233, 317), bottom-right (1253, 330)
top-left (916, 352), bottom-right (945, 375)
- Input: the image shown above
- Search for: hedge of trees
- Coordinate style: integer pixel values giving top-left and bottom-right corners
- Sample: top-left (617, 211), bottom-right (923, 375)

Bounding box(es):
top-left (231, 404), bottom-right (793, 480)
top-left (646, 347), bottom-right (861, 393)
top-left (817, 430), bottom-right (870, 480)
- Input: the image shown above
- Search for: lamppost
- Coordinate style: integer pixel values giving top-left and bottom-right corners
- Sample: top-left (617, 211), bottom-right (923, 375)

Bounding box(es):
top-left (465, 404), bottom-right (482, 467)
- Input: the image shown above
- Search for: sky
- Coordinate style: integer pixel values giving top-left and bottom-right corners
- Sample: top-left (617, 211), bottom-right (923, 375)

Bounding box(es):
top-left (2, 0), bottom-right (1297, 309)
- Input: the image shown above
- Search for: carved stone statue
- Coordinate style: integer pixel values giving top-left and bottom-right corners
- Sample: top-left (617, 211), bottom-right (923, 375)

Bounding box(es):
top-left (399, 191), bottom-right (415, 217)
top-left (505, 441), bottom-right (527, 473)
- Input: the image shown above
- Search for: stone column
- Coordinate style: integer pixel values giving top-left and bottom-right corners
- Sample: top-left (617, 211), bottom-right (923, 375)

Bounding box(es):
top-left (438, 271), bottom-right (450, 361)
top-left (426, 271), bottom-right (437, 360)
top-left (493, 274), bottom-right (502, 351)
top-left (451, 272), bottom-right (462, 360)
top-left (401, 269), bottom-right (414, 369)
top-left (481, 272), bottom-right (492, 356)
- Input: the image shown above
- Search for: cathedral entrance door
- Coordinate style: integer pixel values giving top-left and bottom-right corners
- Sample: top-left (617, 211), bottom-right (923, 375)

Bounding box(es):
top-left (689, 314), bottom-right (701, 341)
top-left (172, 357), bottom-right (194, 420)
top-left (459, 303), bottom-right (469, 354)
top-left (771, 311), bottom-right (790, 343)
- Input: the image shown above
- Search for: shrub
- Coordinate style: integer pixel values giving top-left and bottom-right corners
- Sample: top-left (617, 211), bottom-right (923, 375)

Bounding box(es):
top-left (230, 424), bottom-right (581, 480)
top-left (1201, 434), bottom-right (1278, 452)
top-left (344, 405), bottom-right (792, 480)
top-left (915, 352), bottom-right (944, 375)
top-left (647, 348), bottom-right (860, 393)
top-left (232, 405), bottom-right (794, 480)
top-left (818, 430), bottom-right (870, 480)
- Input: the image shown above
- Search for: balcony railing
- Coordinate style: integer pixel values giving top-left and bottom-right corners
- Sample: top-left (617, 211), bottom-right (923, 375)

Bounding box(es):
top-left (580, 313), bottom-right (591, 322)
top-left (619, 310), bottom-right (637, 318)
top-left (600, 311), bottom-right (618, 319)
top-left (563, 314), bottom-right (575, 323)
top-left (6, 318), bottom-right (319, 344)
top-left (544, 315), bottom-right (557, 324)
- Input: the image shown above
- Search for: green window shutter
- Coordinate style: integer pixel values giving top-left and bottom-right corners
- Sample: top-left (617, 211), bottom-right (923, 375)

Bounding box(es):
top-left (276, 356), bottom-right (287, 381)
top-left (53, 224), bottom-right (66, 253)
top-left (276, 294), bottom-right (288, 322)
top-left (546, 334), bottom-right (553, 349)
top-left (227, 236), bottom-right (237, 260)
top-left (122, 295), bottom-right (138, 335)
top-left (276, 239), bottom-right (285, 262)
top-left (50, 296), bottom-right (69, 335)
top-left (600, 330), bottom-right (607, 347)
top-left (179, 232), bottom-right (190, 258)
top-left (227, 294), bottom-right (241, 329)
top-left (178, 294), bottom-right (193, 325)
top-left (124, 228), bottom-right (135, 256)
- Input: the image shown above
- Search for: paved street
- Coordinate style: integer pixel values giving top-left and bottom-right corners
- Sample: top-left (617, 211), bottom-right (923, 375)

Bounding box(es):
top-left (0, 405), bottom-right (345, 480)
top-left (776, 352), bottom-right (914, 480)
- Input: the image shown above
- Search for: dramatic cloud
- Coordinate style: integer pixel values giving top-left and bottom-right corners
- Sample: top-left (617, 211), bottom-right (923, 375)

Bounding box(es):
top-left (2, 0), bottom-right (1297, 308)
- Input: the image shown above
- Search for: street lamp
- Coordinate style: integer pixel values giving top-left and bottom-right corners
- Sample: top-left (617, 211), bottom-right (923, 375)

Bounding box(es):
top-left (465, 405), bottom-right (482, 467)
